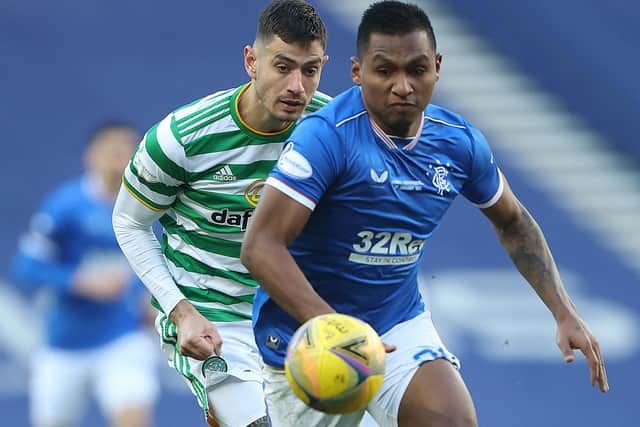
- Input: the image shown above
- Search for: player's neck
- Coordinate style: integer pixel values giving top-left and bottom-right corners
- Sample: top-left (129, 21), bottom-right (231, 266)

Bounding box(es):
top-left (238, 82), bottom-right (293, 133)
top-left (370, 115), bottom-right (420, 138)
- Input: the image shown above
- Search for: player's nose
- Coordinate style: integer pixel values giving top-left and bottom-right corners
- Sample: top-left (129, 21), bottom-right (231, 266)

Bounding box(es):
top-left (286, 70), bottom-right (305, 95)
top-left (392, 73), bottom-right (413, 97)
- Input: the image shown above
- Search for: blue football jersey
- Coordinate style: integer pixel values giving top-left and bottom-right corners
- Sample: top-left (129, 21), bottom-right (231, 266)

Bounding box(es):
top-left (253, 86), bottom-right (503, 367)
top-left (12, 175), bottom-right (146, 350)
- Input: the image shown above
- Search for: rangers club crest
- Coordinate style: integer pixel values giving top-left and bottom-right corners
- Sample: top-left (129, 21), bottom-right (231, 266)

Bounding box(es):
top-left (427, 162), bottom-right (451, 196)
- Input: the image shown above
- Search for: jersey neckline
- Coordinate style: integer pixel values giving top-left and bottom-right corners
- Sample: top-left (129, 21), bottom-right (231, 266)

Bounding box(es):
top-left (368, 113), bottom-right (424, 151)
top-left (229, 83), bottom-right (295, 141)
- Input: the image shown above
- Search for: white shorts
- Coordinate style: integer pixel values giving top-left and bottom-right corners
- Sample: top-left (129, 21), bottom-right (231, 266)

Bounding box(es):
top-left (156, 314), bottom-right (266, 427)
top-left (263, 311), bottom-right (459, 427)
top-left (30, 330), bottom-right (159, 427)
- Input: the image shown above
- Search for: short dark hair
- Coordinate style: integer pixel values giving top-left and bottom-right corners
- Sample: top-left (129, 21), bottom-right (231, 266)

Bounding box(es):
top-left (256, 0), bottom-right (327, 49)
top-left (87, 120), bottom-right (137, 146)
top-left (357, 1), bottom-right (436, 56)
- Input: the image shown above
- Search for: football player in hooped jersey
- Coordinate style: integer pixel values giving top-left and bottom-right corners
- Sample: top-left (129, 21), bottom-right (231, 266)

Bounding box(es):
top-left (112, 1), bottom-right (330, 426)
top-left (242, 2), bottom-right (609, 426)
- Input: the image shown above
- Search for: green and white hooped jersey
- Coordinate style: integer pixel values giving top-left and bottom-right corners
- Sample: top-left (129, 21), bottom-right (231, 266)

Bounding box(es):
top-left (124, 83), bottom-right (331, 321)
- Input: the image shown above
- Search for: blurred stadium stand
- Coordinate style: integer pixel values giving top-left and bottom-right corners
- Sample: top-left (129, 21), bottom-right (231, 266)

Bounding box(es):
top-left (442, 0), bottom-right (640, 163)
top-left (1, 1), bottom-right (638, 426)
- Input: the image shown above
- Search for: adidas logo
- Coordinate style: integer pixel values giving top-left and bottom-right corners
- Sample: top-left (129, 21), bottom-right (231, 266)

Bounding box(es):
top-left (212, 165), bottom-right (236, 182)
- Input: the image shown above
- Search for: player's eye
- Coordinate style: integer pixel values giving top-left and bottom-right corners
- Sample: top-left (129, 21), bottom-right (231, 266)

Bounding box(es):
top-left (304, 67), bottom-right (319, 77)
top-left (376, 68), bottom-right (390, 76)
top-left (412, 67), bottom-right (426, 76)
top-left (276, 64), bottom-right (289, 73)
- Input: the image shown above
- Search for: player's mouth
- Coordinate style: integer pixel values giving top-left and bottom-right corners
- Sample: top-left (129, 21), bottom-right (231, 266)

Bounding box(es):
top-left (280, 99), bottom-right (305, 112)
top-left (388, 102), bottom-right (417, 112)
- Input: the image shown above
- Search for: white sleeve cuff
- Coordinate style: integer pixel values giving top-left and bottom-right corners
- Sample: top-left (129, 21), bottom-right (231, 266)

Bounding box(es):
top-left (266, 177), bottom-right (316, 210)
top-left (473, 169), bottom-right (504, 209)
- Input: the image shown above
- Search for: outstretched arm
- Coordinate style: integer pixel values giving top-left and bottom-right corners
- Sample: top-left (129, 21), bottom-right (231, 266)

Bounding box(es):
top-left (481, 177), bottom-right (608, 392)
top-left (241, 185), bottom-right (335, 323)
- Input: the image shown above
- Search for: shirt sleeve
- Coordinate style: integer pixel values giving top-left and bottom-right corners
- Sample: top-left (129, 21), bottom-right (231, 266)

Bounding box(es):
top-left (112, 186), bottom-right (185, 315)
top-left (460, 123), bottom-right (504, 208)
top-left (122, 114), bottom-right (186, 211)
top-left (11, 190), bottom-right (75, 291)
top-left (266, 116), bottom-right (344, 210)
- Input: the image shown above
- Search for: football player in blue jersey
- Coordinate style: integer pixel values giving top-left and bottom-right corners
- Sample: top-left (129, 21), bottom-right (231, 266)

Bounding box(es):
top-left (241, 1), bottom-right (609, 426)
top-left (12, 122), bottom-right (159, 427)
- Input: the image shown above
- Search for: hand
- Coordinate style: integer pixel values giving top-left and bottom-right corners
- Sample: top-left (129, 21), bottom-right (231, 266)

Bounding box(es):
top-left (556, 314), bottom-right (608, 392)
top-left (170, 300), bottom-right (222, 360)
top-left (72, 269), bottom-right (130, 301)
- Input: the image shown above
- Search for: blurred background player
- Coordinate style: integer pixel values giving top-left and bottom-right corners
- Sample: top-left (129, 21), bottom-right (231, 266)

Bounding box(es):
top-left (242, 1), bottom-right (608, 426)
top-left (12, 121), bottom-right (159, 427)
top-left (111, 1), bottom-right (330, 426)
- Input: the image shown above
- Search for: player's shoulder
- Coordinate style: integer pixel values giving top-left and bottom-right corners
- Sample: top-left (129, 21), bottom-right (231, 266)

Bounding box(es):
top-left (39, 176), bottom-right (87, 211)
top-left (424, 104), bottom-right (470, 132)
top-left (167, 86), bottom-right (240, 146)
top-left (424, 104), bottom-right (481, 144)
top-left (423, 104), bottom-right (490, 159)
top-left (304, 89), bottom-right (333, 114)
top-left (48, 176), bottom-right (84, 199)
top-left (301, 86), bottom-right (365, 130)
top-left (172, 87), bottom-right (236, 122)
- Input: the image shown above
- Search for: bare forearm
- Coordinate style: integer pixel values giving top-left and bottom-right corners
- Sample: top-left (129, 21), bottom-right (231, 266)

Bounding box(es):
top-left (496, 203), bottom-right (576, 320)
top-left (241, 241), bottom-right (334, 323)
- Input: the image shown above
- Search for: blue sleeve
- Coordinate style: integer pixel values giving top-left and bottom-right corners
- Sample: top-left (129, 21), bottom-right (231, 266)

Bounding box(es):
top-left (11, 190), bottom-right (76, 291)
top-left (460, 124), bottom-right (502, 206)
top-left (269, 116), bottom-right (344, 205)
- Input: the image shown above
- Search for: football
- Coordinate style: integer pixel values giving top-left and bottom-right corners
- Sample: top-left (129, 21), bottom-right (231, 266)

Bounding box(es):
top-left (284, 313), bottom-right (386, 414)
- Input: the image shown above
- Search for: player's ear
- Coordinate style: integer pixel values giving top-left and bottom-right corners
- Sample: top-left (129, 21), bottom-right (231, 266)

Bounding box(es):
top-left (244, 45), bottom-right (258, 80)
top-left (435, 53), bottom-right (442, 81)
top-left (321, 54), bottom-right (329, 66)
top-left (351, 56), bottom-right (361, 85)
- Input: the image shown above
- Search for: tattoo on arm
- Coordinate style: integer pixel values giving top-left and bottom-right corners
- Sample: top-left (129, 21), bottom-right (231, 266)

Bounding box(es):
top-left (496, 203), bottom-right (568, 314)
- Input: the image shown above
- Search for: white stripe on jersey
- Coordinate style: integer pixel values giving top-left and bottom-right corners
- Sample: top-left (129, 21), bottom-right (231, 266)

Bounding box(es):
top-left (186, 142), bottom-right (284, 172)
top-left (173, 88), bottom-right (235, 122)
top-left (165, 212), bottom-right (244, 243)
top-left (266, 177), bottom-right (316, 210)
top-left (124, 167), bottom-right (176, 206)
top-left (191, 300), bottom-right (252, 317)
top-left (165, 233), bottom-right (250, 274)
top-left (167, 262), bottom-right (256, 298)
top-left (188, 177), bottom-right (265, 196)
top-left (179, 105), bottom-right (231, 135)
top-left (336, 110), bottom-right (367, 128)
top-left (135, 136), bottom-right (183, 186)
top-left (425, 115), bottom-right (467, 129)
top-left (182, 115), bottom-right (239, 145)
top-left (156, 117), bottom-right (187, 175)
top-left (473, 169), bottom-right (505, 209)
